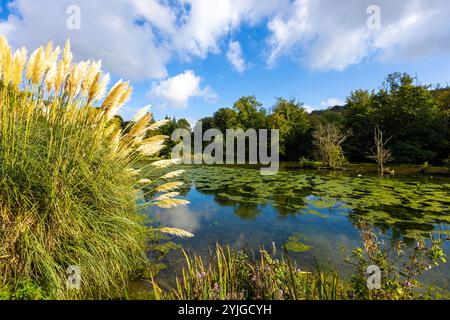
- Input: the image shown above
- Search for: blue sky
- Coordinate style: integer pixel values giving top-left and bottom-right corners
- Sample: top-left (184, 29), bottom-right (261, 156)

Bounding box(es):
top-left (1, 0), bottom-right (450, 124)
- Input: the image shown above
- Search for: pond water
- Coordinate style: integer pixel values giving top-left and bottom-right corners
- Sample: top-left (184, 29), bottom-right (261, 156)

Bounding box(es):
top-left (146, 165), bottom-right (450, 289)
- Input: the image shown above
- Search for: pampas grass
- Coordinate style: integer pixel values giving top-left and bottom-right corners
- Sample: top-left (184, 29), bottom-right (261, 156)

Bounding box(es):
top-left (159, 228), bottom-right (194, 239)
top-left (154, 182), bottom-right (184, 193)
top-left (0, 36), bottom-right (189, 299)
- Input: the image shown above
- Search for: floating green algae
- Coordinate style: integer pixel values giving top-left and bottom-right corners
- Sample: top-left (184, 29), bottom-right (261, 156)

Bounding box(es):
top-left (285, 235), bottom-right (312, 253)
top-left (173, 165), bottom-right (450, 237)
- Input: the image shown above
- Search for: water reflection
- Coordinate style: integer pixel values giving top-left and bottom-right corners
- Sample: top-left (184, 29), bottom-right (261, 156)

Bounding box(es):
top-left (146, 165), bottom-right (450, 285)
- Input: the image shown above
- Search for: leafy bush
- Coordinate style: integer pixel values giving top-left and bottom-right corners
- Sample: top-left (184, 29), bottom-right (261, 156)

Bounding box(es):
top-left (343, 220), bottom-right (448, 300)
top-left (313, 123), bottom-right (350, 169)
top-left (0, 36), bottom-right (188, 299)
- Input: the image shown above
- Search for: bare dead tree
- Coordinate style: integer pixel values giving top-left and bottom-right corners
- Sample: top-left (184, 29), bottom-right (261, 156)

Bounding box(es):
top-left (368, 126), bottom-right (393, 175)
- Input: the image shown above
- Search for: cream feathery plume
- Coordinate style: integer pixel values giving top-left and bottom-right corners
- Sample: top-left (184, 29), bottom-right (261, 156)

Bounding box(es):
top-left (43, 43), bottom-right (60, 71)
top-left (11, 47), bottom-right (28, 88)
top-left (54, 61), bottom-right (66, 92)
top-left (140, 135), bottom-right (169, 145)
top-left (82, 60), bottom-right (101, 96)
top-left (102, 80), bottom-right (132, 119)
top-left (154, 181), bottom-right (184, 192)
top-left (159, 227), bottom-right (194, 238)
top-left (155, 197), bottom-right (190, 209)
top-left (0, 35), bottom-right (9, 77)
top-left (136, 135), bottom-right (168, 154)
top-left (148, 119), bottom-right (170, 131)
top-left (126, 168), bottom-right (141, 176)
top-left (25, 48), bottom-right (37, 81)
top-left (150, 159), bottom-right (182, 168)
top-left (45, 62), bottom-right (57, 92)
top-left (62, 40), bottom-right (73, 72)
top-left (66, 61), bottom-right (88, 97)
top-left (26, 47), bottom-right (45, 85)
top-left (43, 42), bottom-right (53, 64)
top-left (43, 46), bottom-right (60, 91)
top-left (88, 72), bottom-right (110, 104)
top-left (161, 170), bottom-right (186, 180)
top-left (118, 84), bottom-right (132, 106)
top-left (96, 72), bottom-right (110, 102)
top-left (127, 113), bottom-right (152, 139)
top-left (131, 105), bottom-right (151, 122)
top-left (53, 40), bottom-right (73, 92)
top-left (138, 178), bottom-right (152, 185)
top-left (1, 41), bottom-right (13, 84)
top-left (137, 141), bottom-right (165, 157)
top-left (153, 192), bottom-right (180, 201)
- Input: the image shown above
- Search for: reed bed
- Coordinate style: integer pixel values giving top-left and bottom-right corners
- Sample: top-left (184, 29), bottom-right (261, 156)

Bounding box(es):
top-left (0, 36), bottom-right (188, 299)
top-left (152, 243), bottom-right (343, 300)
top-left (151, 223), bottom-right (448, 300)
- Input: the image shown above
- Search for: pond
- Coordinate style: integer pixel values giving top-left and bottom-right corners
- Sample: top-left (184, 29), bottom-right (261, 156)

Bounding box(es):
top-left (146, 165), bottom-right (450, 289)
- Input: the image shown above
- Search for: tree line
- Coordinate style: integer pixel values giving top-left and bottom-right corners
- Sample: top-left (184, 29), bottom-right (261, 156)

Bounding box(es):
top-left (119, 72), bottom-right (450, 166)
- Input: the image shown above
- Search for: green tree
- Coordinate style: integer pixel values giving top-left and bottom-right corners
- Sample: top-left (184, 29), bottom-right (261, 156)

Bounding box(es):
top-left (343, 73), bottom-right (449, 163)
top-left (268, 98), bottom-right (310, 160)
top-left (377, 73), bottom-right (447, 162)
top-left (343, 89), bottom-right (377, 161)
top-left (233, 96), bottom-right (267, 129)
top-left (212, 108), bottom-right (239, 133)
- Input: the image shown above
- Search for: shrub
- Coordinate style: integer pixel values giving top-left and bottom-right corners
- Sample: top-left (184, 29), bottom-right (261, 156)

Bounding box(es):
top-left (342, 220), bottom-right (448, 300)
top-left (313, 123), bottom-right (350, 169)
top-left (0, 36), bottom-right (188, 299)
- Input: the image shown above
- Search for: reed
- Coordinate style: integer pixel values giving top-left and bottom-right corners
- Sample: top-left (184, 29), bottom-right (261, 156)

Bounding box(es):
top-left (151, 225), bottom-right (448, 300)
top-left (152, 243), bottom-right (344, 300)
top-left (0, 36), bottom-right (189, 299)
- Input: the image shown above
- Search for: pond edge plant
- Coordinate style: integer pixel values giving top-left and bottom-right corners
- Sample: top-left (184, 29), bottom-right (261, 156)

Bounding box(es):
top-left (0, 35), bottom-right (190, 299)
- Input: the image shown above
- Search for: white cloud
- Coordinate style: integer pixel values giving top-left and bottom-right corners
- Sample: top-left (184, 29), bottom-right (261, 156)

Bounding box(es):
top-left (149, 70), bottom-right (216, 108)
top-left (321, 98), bottom-right (346, 109)
top-left (156, 204), bottom-right (214, 234)
top-left (1, 0), bottom-right (449, 81)
top-left (158, 207), bottom-right (200, 233)
top-left (303, 105), bottom-right (313, 113)
top-left (266, 0), bottom-right (450, 71)
top-left (171, 0), bottom-right (287, 59)
top-left (0, 0), bottom-right (284, 80)
top-left (0, 0), bottom-right (172, 80)
top-left (226, 41), bottom-right (247, 72)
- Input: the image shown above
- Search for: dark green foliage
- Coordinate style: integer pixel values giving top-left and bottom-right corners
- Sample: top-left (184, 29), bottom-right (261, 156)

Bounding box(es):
top-left (268, 98), bottom-right (310, 160)
top-left (147, 117), bottom-right (192, 157)
top-left (344, 73), bottom-right (449, 163)
top-left (180, 73), bottom-right (450, 165)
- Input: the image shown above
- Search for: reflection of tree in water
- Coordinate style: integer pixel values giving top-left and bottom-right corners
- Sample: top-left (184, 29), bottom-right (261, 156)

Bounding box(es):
top-left (196, 187), bottom-right (263, 219)
top-left (234, 203), bottom-right (260, 220)
top-left (214, 194), bottom-right (241, 207)
top-left (197, 184), bottom-right (307, 218)
top-left (154, 165), bottom-right (449, 239)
